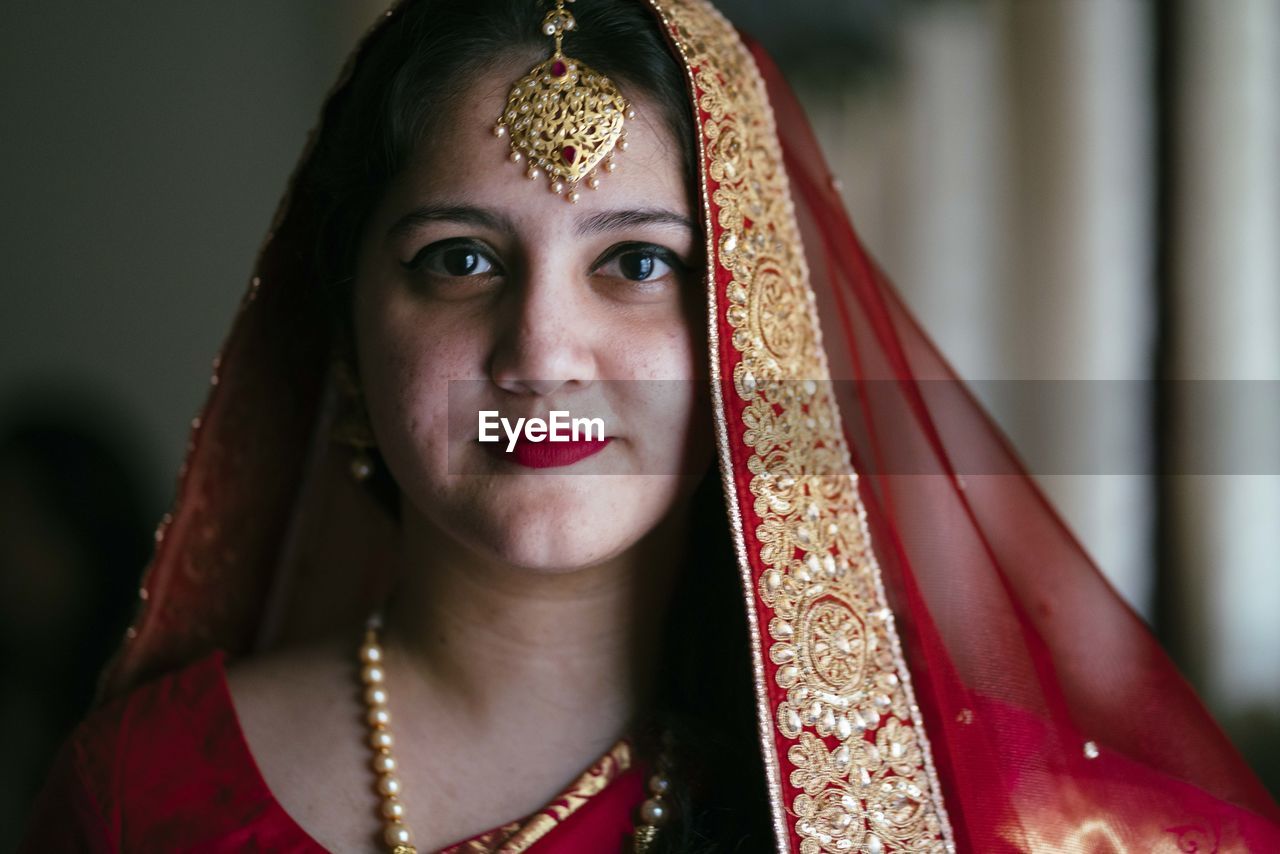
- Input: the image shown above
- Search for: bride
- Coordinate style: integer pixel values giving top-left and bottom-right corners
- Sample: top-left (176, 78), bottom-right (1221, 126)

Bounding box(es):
top-left (22, 0), bottom-right (1279, 851)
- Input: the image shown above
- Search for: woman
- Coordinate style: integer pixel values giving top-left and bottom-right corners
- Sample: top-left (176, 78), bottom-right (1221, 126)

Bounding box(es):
top-left (21, 0), bottom-right (1280, 851)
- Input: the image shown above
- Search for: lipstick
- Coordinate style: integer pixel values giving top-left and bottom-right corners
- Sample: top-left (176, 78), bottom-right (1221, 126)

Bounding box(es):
top-left (485, 436), bottom-right (612, 469)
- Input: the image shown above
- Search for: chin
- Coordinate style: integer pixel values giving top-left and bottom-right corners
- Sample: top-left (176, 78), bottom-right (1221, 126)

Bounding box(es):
top-left (433, 474), bottom-right (678, 573)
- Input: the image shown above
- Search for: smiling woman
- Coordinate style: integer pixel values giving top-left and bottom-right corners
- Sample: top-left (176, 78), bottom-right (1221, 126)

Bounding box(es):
top-left (20, 0), bottom-right (1280, 852)
top-left (350, 58), bottom-right (711, 573)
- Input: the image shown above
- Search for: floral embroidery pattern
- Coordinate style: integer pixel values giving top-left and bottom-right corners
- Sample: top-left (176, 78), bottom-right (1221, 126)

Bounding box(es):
top-left (651, 1), bottom-right (955, 851)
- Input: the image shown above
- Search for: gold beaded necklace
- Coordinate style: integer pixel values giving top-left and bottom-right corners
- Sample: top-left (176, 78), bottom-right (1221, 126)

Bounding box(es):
top-left (358, 613), bottom-right (674, 853)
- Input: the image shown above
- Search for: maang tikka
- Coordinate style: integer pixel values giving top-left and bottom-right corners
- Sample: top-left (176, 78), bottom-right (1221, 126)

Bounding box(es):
top-left (493, 0), bottom-right (635, 203)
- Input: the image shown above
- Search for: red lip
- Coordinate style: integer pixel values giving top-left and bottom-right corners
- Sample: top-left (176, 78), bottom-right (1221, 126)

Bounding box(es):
top-left (484, 436), bottom-right (613, 469)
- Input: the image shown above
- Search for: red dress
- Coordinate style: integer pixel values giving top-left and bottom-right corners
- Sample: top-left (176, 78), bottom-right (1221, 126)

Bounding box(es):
top-left (20, 652), bottom-right (648, 853)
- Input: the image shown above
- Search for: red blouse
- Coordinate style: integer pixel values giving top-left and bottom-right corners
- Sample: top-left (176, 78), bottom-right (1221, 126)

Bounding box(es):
top-left (20, 651), bottom-right (649, 853)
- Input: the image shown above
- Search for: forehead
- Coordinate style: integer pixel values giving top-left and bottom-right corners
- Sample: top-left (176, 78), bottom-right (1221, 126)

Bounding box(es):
top-left (379, 62), bottom-right (692, 223)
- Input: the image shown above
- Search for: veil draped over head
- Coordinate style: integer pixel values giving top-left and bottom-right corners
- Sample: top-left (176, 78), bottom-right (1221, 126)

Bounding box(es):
top-left (98, 0), bottom-right (1279, 850)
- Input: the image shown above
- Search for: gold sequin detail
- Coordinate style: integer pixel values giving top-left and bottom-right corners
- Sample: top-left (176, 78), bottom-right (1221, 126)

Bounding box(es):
top-left (650, 1), bottom-right (955, 851)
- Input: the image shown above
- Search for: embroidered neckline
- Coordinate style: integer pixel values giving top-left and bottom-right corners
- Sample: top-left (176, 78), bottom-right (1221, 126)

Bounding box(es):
top-left (209, 650), bottom-right (638, 853)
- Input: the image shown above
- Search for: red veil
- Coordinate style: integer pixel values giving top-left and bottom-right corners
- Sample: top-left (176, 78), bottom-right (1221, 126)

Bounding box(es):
top-left (95, 0), bottom-right (1279, 851)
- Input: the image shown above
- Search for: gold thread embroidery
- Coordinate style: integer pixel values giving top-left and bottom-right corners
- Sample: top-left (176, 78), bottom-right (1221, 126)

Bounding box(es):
top-left (435, 740), bottom-right (631, 854)
top-left (645, 0), bottom-right (795, 846)
top-left (649, 2), bottom-right (955, 852)
top-left (494, 740), bottom-right (632, 853)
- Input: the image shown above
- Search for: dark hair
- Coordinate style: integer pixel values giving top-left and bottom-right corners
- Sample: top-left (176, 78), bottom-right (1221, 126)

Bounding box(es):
top-left (300, 2), bottom-right (770, 850)
top-left (654, 471), bottom-right (776, 852)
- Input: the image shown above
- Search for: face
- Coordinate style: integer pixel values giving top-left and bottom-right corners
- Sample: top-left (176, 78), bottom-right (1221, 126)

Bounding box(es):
top-left (352, 64), bottom-right (712, 572)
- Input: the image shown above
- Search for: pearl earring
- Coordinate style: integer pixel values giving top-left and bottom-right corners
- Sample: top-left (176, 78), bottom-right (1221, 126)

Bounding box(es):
top-left (330, 357), bottom-right (378, 484)
top-left (349, 448), bottom-right (375, 483)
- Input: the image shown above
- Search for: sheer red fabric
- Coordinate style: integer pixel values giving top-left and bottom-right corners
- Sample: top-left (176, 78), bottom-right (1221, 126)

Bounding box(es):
top-left (748, 38), bottom-right (1280, 852)
top-left (20, 652), bottom-right (647, 853)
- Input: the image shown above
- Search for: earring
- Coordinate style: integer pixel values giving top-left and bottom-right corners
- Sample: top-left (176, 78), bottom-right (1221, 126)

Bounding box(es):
top-left (330, 358), bottom-right (378, 484)
top-left (349, 447), bottom-right (375, 483)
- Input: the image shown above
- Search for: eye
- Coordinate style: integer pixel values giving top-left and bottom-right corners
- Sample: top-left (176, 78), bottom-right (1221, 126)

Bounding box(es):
top-left (404, 238), bottom-right (499, 278)
top-left (614, 248), bottom-right (669, 281)
top-left (595, 244), bottom-right (683, 283)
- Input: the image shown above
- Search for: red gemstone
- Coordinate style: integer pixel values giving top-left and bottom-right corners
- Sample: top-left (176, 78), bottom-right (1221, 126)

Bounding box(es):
top-left (562, 145), bottom-right (577, 165)
top-left (551, 60), bottom-right (567, 77)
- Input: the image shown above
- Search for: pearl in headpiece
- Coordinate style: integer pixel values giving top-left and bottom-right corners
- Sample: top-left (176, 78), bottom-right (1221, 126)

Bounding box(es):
top-left (493, 0), bottom-right (634, 203)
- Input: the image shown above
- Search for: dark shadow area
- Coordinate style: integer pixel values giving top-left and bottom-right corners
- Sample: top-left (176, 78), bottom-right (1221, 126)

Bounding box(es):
top-left (0, 388), bottom-right (156, 840)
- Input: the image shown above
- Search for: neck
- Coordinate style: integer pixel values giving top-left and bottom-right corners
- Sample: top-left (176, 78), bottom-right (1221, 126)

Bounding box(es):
top-left (383, 500), bottom-right (688, 757)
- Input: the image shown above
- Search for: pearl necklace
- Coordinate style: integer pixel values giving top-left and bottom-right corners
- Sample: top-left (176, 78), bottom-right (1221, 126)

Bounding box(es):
top-left (358, 614), bottom-right (674, 853)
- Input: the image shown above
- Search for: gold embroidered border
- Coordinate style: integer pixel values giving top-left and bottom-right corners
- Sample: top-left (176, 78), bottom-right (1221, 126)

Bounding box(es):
top-left (645, 0), bottom-right (793, 847)
top-left (438, 740), bottom-right (632, 854)
top-left (651, 2), bottom-right (955, 852)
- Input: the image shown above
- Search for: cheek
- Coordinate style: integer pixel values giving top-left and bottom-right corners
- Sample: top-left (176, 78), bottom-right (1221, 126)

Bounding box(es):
top-left (354, 286), bottom-right (486, 465)
top-left (604, 309), bottom-right (711, 473)
top-left (604, 295), bottom-right (704, 381)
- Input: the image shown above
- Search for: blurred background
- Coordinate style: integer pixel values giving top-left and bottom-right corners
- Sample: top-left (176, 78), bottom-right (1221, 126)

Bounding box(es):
top-left (2, 0), bottom-right (1277, 834)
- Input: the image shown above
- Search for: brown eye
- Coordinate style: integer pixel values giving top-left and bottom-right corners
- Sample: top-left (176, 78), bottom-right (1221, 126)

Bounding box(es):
top-left (406, 239), bottom-right (499, 277)
top-left (602, 247), bottom-right (676, 282)
top-left (619, 251), bottom-right (658, 280)
top-left (432, 246), bottom-right (492, 276)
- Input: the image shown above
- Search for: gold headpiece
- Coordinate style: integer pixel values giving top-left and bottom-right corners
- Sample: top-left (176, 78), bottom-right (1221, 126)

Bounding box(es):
top-left (493, 0), bottom-right (634, 204)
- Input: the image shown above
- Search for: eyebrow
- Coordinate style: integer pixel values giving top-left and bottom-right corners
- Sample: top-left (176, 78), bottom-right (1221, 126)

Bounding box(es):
top-left (387, 205), bottom-right (515, 241)
top-left (386, 204), bottom-right (694, 241)
top-left (575, 208), bottom-right (695, 236)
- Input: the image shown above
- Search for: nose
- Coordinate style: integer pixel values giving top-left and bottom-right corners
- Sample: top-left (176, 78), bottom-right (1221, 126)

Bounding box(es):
top-left (488, 262), bottom-right (597, 397)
